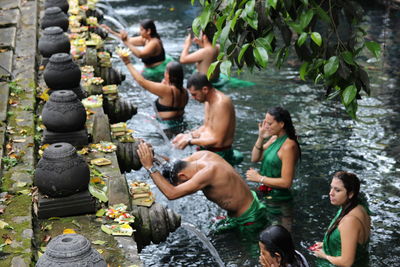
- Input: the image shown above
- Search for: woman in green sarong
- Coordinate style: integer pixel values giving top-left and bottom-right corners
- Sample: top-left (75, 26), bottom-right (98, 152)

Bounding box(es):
top-left (102, 19), bottom-right (171, 82)
top-left (246, 107), bottom-right (301, 230)
top-left (313, 171), bottom-right (370, 267)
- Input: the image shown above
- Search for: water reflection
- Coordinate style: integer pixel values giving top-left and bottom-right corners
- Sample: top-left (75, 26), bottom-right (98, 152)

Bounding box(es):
top-left (103, 0), bottom-right (400, 266)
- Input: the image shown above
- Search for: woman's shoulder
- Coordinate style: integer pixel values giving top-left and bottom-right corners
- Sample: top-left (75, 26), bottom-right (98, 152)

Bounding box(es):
top-left (281, 138), bottom-right (299, 152)
top-left (340, 206), bottom-right (369, 227)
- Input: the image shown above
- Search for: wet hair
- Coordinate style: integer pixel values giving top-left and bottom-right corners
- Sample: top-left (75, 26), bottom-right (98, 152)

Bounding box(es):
top-left (161, 160), bottom-right (188, 184)
top-left (203, 23), bottom-right (217, 42)
top-left (140, 19), bottom-right (160, 39)
top-left (326, 171), bottom-right (361, 242)
top-left (259, 225), bottom-right (303, 267)
top-left (267, 106), bottom-right (301, 158)
top-left (187, 72), bottom-right (212, 90)
top-left (167, 61), bottom-right (184, 91)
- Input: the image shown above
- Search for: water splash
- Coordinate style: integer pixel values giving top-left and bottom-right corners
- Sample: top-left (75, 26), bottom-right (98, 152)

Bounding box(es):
top-left (181, 222), bottom-right (225, 267)
top-left (96, 2), bottom-right (128, 28)
top-left (137, 111), bottom-right (171, 144)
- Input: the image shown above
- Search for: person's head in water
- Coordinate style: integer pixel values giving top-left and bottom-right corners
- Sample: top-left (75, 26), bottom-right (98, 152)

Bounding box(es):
top-left (265, 106), bottom-right (301, 156)
top-left (186, 72), bottom-right (212, 103)
top-left (259, 225), bottom-right (298, 267)
top-left (162, 160), bottom-right (189, 185)
top-left (165, 61), bottom-right (184, 90)
top-left (140, 19), bottom-right (160, 39)
top-left (326, 171), bottom-right (361, 242)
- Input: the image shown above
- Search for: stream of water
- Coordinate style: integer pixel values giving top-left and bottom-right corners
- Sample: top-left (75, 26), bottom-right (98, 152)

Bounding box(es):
top-left (101, 1), bottom-right (400, 266)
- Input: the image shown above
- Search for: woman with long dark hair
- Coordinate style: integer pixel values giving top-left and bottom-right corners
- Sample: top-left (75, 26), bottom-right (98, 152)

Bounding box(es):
top-left (119, 53), bottom-right (188, 136)
top-left (102, 19), bottom-right (172, 81)
top-left (313, 171), bottom-right (370, 266)
top-left (246, 106), bottom-right (300, 229)
top-left (259, 225), bottom-right (309, 267)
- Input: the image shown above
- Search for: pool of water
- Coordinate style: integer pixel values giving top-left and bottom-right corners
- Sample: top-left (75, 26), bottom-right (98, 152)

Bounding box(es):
top-left (101, 1), bottom-right (400, 266)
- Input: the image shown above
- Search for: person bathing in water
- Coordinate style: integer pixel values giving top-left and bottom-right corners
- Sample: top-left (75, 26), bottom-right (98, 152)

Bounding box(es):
top-left (136, 141), bottom-right (266, 232)
top-left (172, 72), bottom-right (243, 165)
top-left (102, 19), bottom-right (172, 82)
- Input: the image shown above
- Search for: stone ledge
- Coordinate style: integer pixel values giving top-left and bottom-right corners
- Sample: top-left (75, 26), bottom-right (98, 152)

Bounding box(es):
top-left (0, 9), bottom-right (20, 27)
top-left (0, 82), bottom-right (9, 122)
top-left (0, 27), bottom-right (16, 49)
top-left (0, 0), bottom-right (22, 10)
top-left (0, 51), bottom-right (13, 79)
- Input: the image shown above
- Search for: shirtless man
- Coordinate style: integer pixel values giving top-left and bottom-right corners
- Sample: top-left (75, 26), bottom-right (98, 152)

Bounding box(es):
top-left (179, 23), bottom-right (220, 82)
top-left (172, 72), bottom-right (241, 165)
top-left (137, 142), bottom-right (266, 231)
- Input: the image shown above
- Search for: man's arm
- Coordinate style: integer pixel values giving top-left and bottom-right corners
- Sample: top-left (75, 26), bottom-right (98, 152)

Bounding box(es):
top-left (180, 35), bottom-right (208, 64)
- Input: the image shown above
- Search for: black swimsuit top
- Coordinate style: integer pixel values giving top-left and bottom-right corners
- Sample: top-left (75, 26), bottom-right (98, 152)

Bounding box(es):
top-left (155, 88), bottom-right (188, 112)
top-left (142, 40), bottom-right (165, 65)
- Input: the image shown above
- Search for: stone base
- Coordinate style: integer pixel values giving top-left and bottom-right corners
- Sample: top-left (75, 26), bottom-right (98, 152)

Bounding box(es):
top-left (35, 190), bottom-right (97, 219)
top-left (42, 128), bottom-right (89, 147)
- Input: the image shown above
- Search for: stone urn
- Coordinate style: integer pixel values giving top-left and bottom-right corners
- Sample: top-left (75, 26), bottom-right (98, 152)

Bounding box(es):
top-left (42, 90), bottom-right (86, 132)
top-left (38, 27), bottom-right (70, 59)
top-left (44, 53), bottom-right (81, 90)
top-left (44, 0), bottom-right (69, 14)
top-left (41, 7), bottom-right (69, 32)
top-left (116, 141), bottom-right (142, 173)
top-left (35, 143), bottom-right (90, 197)
top-left (36, 234), bottom-right (107, 267)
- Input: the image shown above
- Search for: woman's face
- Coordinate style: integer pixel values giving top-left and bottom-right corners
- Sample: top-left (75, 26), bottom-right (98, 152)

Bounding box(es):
top-left (259, 242), bottom-right (281, 267)
top-left (264, 113), bottom-right (284, 136)
top-left (140, 26), bottom-right (150, 38)
top-left (329, 177), bottom-right (351, 206)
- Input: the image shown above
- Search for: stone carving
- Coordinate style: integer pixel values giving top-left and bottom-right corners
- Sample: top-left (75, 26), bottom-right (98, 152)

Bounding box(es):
top-left (44, 0), bottom-right (69, 14)
top-left (44, 53), bottom-right (81, 90)
top-left (41, 7), bottom-right (69, 32)
top-left (38, 27), bottom-right (70, 59)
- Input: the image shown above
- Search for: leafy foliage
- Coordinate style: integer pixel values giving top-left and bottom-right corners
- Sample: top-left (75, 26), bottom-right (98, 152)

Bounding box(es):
top-left (191, 0), bottom-right (381, 119)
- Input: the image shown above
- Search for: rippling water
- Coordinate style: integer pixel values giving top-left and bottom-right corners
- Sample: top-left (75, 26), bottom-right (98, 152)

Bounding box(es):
top-left (101, 1), bottom-right (400, 266)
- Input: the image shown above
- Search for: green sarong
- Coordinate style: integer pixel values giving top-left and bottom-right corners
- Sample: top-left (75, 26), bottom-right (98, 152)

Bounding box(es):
top-left (212, 74), bottom-right (255, 90)
top-left (142, 55), bottom-right (173, 82)
top-left (215, 190), bottom-right (268, 234)
top-left (197, 146), bottom-right (243, 166)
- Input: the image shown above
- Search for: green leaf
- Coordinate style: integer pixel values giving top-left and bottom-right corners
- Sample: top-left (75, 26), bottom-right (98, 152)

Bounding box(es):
top-left (300, 9), bottom-right (314, 30)
top-left (238, 43), bottom-right (250, 63)
top-left (207, 61), bottom-right (219, 80)
top-left (365, 41), bottom-right (381, 58)
top-left (287, 21), bottom-right (303, 34)
top-left (192, 17), bottom-right (201, 37)
top-left (245, 0), bottom-right (255, 14)
top-left (219, 21), bottom-right (232, 48)
top-left (96, 209), bottom-right (106, 217)
top-left (315, 6), bottom-right (330, 23)
top-left (300, 0), bottom-right (309, 4)
top-left (341, 51), bottom-right (355, 65)
top-left (311, 32), bottom-right (322, 46)
top-left (220, 60), bottom-right (232, 76)
top-left (342, 85), bottom-right (357, 106)
top-left (267, 0), bottom-right (278, 9)
top-left (255, 37), bottom-right (272, 52)
top-left (299, 62), bottom-right (309, 81)
top-left (92, 240), bottom-right (107, 245)
top-left (324, 56), bottom-right (339, 77)
top-left (101, 225), bottom-right (113, 235)
top-left (230, 9), bottom-right (242, 30)
top-left (345, 99), bottom-right (358, 119)
top-left (314, 73), bottom-right (323, 84)
top-left (297, 32), bottom-right (308, 46)
top-left (199, 5), bottom-right (211, 29)
top-left (89, 183), bottom-right (108, 203)
top-left (253, 46), bottom-right (268, 68)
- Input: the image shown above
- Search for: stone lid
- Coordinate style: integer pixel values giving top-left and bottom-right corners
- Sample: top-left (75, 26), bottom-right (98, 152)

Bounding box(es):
top-left (43, 143), bottom-right (77, 160)
top-left (44, 6), bottom-right (63, 15)
top-left (43, 26), bottom-right (64, 35)
top-left (45, 234), bottom-right (91, 258)
top-left (49, 90), bottom-right (78, 103)
top-left (49, 53), bottom-right (72, 63)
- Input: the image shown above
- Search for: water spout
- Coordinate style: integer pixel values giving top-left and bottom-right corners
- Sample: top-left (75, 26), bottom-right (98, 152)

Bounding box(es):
top-left (96, 3), bottom-right (128, 28)
top-left (181, 222), bottom-right (225, 267)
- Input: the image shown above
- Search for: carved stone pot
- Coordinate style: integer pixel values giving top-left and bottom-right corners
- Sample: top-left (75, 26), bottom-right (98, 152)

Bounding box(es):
top-left (44, 53), bottom-right (81, 90)
top-left (116, 141), bottom-right (141, 173)
top-left (35, 143), bottom-right (90, 197)
top-left (38, 27), bottom-right (70, 59)
top-left (36, 234), bottom-right (107, 267)
top-left (42, 90), bottom-right (86, 132)
top-left (44, 0), bottom-right (69, 14)
top-left (41, 7), bottom-right (69, 32)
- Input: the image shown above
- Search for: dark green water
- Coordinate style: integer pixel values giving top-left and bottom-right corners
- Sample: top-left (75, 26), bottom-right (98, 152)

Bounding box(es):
top-left (102, 1), bottom-right (400, 266)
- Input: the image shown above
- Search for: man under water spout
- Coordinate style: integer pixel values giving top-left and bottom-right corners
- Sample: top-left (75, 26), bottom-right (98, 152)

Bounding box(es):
top-left (137, 141), bottom-right (267, 233)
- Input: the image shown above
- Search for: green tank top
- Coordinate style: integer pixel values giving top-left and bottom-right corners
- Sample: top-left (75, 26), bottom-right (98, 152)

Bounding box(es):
top-left (316, 208), bottom-right (369, 266)
top-left (260, 134), bottom-right (292, 201)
